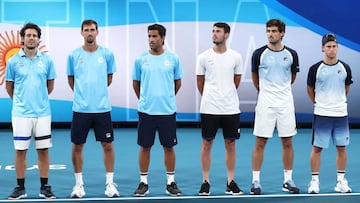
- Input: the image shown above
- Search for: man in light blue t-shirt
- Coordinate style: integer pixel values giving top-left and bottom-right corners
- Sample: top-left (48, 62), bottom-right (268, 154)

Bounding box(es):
top-left (307, 33), bottom-right (353, 194)
top-left (132, 24), bottom-right (183, 197)
top-left (66, 19), bottom-right (119, 198)
top-left (5, 22), bottom-right (56, 200)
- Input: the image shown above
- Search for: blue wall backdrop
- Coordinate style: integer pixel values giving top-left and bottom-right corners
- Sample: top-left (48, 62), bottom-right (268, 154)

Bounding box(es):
top-left (1, 0), bottom-right (359, 123)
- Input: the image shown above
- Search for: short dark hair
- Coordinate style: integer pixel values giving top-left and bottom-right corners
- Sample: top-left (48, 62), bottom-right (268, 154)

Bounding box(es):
top-left (81, 19), bottom-right (98, 31)
top-left (213, 22), bottom-right (230, 33)
top-left (266, 19), bottom-right (286, 33)
top-left (20, 22), bottom-right (41, 39)
top-left (148, 24), bottom-right (166, 37)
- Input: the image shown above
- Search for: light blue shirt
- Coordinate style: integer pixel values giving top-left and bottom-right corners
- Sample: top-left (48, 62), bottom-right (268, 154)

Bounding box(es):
top-left (307, 60), bottom-right (353, 117)
top-left (5, 49), bottom-right (56, 117)
top-left (67, 46), bottom-right (116, 113)
top-left (132, 50), bottom-right (183, 115)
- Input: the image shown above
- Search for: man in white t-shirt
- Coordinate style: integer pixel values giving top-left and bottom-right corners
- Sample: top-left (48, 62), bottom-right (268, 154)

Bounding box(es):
top-left (196, 22), bottom-right (244, 196)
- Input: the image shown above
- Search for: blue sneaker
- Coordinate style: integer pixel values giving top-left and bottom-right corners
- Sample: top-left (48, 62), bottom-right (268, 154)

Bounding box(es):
top-left (8, 186), bottom-right (27, 200)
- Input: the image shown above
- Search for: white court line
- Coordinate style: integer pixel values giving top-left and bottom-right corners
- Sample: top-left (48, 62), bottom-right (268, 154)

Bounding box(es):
top-left (0, 193), bottom-right (359, 202)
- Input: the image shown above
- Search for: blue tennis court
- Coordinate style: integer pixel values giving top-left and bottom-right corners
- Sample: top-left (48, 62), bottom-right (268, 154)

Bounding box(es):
top-left (0, 127), bottom-right (359, 203)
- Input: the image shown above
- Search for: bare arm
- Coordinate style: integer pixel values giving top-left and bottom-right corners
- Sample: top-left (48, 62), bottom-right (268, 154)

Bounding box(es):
top-left (5, 81), bottom-right (14, 99)
top-left (47, 79), bottom-right (55, 94)
top-left (67, 75), bottom-right (74, 91)
top-left (234, 74), bottom-right (241, 88)
top-left (251, 72), bottom-right (259, 91)
top-left (345, 85), bottom-right (350, 95)
top-left (107, 74), bottom-right (113, 86)
top-left (291, 73), bottom-right (297, 84)
top-left (196, 75), bottom-right (205, 95)
top-left (174, 79), bottom-right (181, 95)
top-left (307, 85), bottom-right (315, 103)
top-left (133, 80), bottom-right (140, 99)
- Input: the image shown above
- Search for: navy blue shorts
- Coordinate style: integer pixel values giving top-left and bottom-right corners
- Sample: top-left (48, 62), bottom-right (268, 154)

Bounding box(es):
top-left (137, 112), bottom-right (178, 148)
top-left (200, 113), bottom-right (240, 140)
top-left (71, 112), bottom-right (114, 144)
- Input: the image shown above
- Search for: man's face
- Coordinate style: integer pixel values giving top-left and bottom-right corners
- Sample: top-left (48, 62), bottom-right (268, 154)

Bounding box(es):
top-left (22, 28), bottom-right (39, 50)
top-left (266, 26), bottom-right (283, 44)
top-left (212, 26), bottom-right (228, 45)
top-left (81, 24), bottom-right (98, 44)
top-left (148, 29), bottom-right (164, 51)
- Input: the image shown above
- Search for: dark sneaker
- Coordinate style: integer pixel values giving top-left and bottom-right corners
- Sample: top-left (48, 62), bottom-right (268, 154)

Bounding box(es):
top-left (133, 182), bottom-right (149, 197)
top-left (225, 180), bottom-right (244, 195)
top-left (282, 180), bottom-right (300, 194)
top-left (39, 184), bottom-right (56, 199)
top-left (250, 180), bottom-right (262, 195)
top-left (8, 186), bottom-right (27, 200)
top-left (166, 182), bottom-right (182, 196)
top-left (198, 180), bottom-right (210, 196)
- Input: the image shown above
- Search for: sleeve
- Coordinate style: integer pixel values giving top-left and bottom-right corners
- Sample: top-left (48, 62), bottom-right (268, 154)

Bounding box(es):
top-left (47, 56), bottom-right (57, 80)
top-left (341, 61), bottom-right (353, 85)
top-left (288, 47), bottom-right (300, 74)
top-left (5, 58), bottom-right (15, 82)
top-left (251, 48), bottom-right (261, 74)
top-left (174, 55), bottom-right (183, 80)
top-left (307, 63), bottom-right (320, 87)
top-left (132, 56), bottom-right (141, 81)
top-left (105, 48), bottom-right (116, 74)
top-left (66, 53), bottom-right (74, 76)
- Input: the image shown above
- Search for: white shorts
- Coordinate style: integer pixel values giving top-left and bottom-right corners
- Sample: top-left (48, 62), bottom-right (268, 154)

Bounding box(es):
top-left (253, 104), bottom-right (297, 138)
top-left (12, 116), bottom-right (53, 150)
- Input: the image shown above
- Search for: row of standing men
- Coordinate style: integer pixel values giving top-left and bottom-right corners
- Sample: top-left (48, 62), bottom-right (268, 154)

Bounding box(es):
top-left (4, 19), bottom-right (353, 199)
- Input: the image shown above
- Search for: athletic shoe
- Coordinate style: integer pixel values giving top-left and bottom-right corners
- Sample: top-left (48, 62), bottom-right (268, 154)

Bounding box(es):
top-left (250, 180), bottom-right (262, 195)
top-left (225, 180), bottom-right (244, 195)
top-left (282, 180), bottom-right (300, 194)
top-left (39, 184), bottom-right (56, 199)
top-left (104, 182), bottom-right (120, 197)
top-left (71, 184), bottom-right (86, 198)
top-left (133, 182), bottom-right (149, 197)
top-left (166, 182), bottom-right (182, 196)
top-left (198, 180), bottom-right (210, 196)
top-left (334, 178), bottom-right (352, 193)
top-left (308, 179), bottom-right (320, 194)
top-left (8, 186), bottom-right (27, 200)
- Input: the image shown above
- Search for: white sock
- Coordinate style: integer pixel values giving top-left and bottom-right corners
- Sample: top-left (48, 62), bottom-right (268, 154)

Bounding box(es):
top-left (284, 170), bottom-right (293, 183)
top-left (166, 171), bottom-right (175, 185)
top-left (75, 172), bottom-right (84, 185)
top-left (140, 172), bottom-right (148, 184)
top-left (252, 171), bottom-right (260, 183)
top-left (106, 172), bottom-right (114, 185)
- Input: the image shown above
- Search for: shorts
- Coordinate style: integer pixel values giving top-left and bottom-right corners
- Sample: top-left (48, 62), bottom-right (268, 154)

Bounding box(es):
top-left (137, 112), bottom-right (177, 148)
top-left (253, 104), bottom-right (297, 138)
top-left (312, 115), bottom-right (350, 148)
top-left (71, 112), bottom-right (114, 144)
top-left (200, 114), bottom-right (240, 141)
top-left (12, 116), bottom-right (52, 150)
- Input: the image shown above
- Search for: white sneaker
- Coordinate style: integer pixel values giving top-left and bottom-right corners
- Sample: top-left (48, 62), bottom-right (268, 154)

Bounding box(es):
top-left (308, 179), bottom-right (320, 194)
top-left (334, 178), bottom-right (352, 193)
top-left (71, 184), bottom-right (85, 198)
top-left (105, 182), bottom-right (120, 197)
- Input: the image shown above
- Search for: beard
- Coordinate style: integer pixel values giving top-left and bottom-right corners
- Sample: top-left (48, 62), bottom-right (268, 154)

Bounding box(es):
top-left (86, 36), bottom-right (94, 44)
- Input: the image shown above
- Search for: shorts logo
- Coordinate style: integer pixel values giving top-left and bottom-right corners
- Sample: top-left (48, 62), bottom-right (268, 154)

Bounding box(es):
top-left (106, 133), bottom-right (111, 138)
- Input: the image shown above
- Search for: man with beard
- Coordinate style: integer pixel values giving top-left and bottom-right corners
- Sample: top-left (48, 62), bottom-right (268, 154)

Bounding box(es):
top-left (5, 22), bottom-right (56, 200)
top-left (250, 19), bottom-right (300, 195)
top-left (67, 19), bottom-right (119, 198)
top-left (196, 22), bottom-right (244, 196)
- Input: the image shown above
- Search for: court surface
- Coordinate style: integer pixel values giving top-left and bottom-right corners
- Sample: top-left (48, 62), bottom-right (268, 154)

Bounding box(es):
top-left (0, 127), bottom-right (359, 203)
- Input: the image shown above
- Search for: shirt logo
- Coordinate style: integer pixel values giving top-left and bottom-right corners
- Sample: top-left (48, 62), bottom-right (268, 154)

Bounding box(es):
top-left (164, 59), bottom-right (170, 67)
top-left (98, 56), bottom-right (104, 63)
top-left (37, 60), bottom-right (44, 67)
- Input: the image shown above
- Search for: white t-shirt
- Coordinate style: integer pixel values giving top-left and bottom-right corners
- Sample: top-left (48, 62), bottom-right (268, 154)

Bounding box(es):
top-left (196, 48), bottom-right (243, 114)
